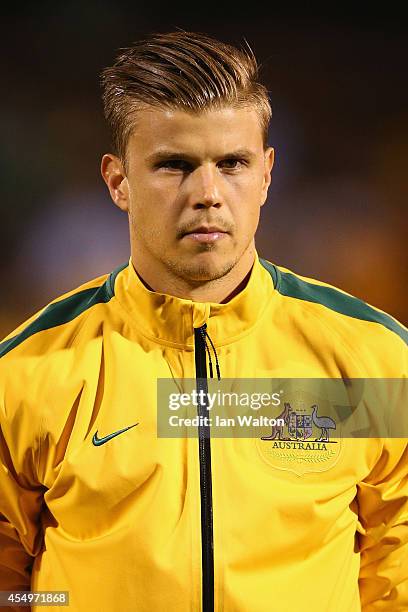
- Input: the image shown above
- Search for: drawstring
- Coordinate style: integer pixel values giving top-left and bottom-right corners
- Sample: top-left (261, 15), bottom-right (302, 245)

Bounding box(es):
top-left (200, 323), bottom-right (221, 380)
top-left (199, 326), bottom-right (214, 378)
top-left (205, 329), bottom-right (221, 381)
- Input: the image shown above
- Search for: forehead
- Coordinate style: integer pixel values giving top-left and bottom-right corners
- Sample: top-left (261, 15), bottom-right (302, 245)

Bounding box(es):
top-left (126, 105), bottom-right (264, 158)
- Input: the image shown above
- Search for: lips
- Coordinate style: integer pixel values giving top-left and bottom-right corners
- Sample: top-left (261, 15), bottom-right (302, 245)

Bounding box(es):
top-left (184, 226), bottom-right (227, 235)
top-left (182, 225), bottom-right (228, 244)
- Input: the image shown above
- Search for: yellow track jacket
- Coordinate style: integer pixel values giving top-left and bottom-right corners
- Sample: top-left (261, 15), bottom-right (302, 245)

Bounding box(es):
top-left (0, 254), bottom-right (407, 611)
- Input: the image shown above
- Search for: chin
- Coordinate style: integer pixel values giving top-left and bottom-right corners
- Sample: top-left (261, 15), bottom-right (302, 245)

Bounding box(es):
top-left (166, 253), bottom-right (237, 283)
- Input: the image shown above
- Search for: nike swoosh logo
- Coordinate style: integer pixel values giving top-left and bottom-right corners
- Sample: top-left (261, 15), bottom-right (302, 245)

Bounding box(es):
top-left (92, 423), bottom-right (139, 446)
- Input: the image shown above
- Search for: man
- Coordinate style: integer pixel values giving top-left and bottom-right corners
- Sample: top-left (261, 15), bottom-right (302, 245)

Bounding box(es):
top-left (0, 31), bottom-right (407, 612)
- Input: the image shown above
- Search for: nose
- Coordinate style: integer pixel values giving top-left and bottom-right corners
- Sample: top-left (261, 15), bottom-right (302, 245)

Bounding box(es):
top-left (188, 164), bottom-right (222, 209)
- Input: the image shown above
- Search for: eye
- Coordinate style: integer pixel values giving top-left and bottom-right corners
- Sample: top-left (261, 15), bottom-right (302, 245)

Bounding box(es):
top-left (157, 160), bottom-right (192, 172)
top-left (218, 158), bottom-right (247, 170)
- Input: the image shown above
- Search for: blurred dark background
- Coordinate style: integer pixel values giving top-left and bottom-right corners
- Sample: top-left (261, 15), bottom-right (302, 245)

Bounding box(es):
top-left (1, 4), bottom-right (407, 337)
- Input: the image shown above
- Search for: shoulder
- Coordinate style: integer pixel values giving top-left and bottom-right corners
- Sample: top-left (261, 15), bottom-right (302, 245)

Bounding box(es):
top-left (0, 261), bottom-right (128, 362)
top-left (259, 257), bottom-right (407, 375)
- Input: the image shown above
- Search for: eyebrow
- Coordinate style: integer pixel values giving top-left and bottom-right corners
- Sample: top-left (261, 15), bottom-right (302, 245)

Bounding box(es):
top-left (146, 148), bottom-right (255, 164)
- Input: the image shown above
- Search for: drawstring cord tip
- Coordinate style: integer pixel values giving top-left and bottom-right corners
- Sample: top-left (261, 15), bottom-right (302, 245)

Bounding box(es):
top-left (200, 324), bottom-right (221, 380)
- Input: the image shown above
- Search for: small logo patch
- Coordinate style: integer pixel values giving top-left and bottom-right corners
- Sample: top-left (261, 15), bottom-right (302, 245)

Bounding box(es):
top-left (92, 423), bottom-right (139, 446)
top-left (256, 402), bottom-right (341, 475)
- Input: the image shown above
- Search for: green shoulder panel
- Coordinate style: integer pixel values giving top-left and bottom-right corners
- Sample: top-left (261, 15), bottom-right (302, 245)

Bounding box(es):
top-left (0, 262), bottom-right (129, 359)
top-left (260, 258), bottom-right (408, 345)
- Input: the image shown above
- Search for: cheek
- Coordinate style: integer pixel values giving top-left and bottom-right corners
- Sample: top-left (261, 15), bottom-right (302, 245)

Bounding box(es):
top-left (232, 169), bottom-right (265, 199)
top-left (129, 197), bottom-right (175, 246)
top-left (233, 177), bottom-right (264, 219)
top-left (131, 179), bottom-right (181, 217)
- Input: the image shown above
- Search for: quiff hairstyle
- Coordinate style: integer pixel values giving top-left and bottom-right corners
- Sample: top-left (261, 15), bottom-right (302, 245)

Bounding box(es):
top-left (101, 30), bottom-right (272, 165)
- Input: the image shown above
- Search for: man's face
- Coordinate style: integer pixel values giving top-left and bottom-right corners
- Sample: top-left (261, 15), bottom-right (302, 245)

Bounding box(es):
top-left (104, 105), bottom-right (274, 287)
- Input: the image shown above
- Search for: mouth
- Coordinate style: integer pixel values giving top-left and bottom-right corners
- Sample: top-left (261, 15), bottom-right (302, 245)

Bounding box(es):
top-left (182, 226), bottom-right (228, 244)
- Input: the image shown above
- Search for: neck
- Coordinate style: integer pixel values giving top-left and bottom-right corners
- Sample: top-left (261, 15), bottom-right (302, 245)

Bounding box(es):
top-left (130, 245), bottom-right (256, 303)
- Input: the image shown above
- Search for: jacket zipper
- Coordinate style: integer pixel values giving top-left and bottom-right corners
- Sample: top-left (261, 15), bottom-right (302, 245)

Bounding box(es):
top-left (194, 324), bottom-right (214, 612)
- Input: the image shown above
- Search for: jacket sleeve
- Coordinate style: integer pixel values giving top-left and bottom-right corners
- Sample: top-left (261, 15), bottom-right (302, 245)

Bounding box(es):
top-left (0, 385), bottom-right (45, 605)
top-left (357, 438), bottom-right (408, 610)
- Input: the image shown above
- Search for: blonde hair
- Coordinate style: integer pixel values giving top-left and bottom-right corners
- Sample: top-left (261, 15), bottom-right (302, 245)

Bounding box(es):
top-left (101, 30), bottom-right (272, 163)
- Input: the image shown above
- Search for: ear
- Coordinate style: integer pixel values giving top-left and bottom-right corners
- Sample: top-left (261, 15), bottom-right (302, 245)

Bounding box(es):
top-left (260, 147), bottom-right (274, 207)
top-left (101, 154), bottom-right (130, 212)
